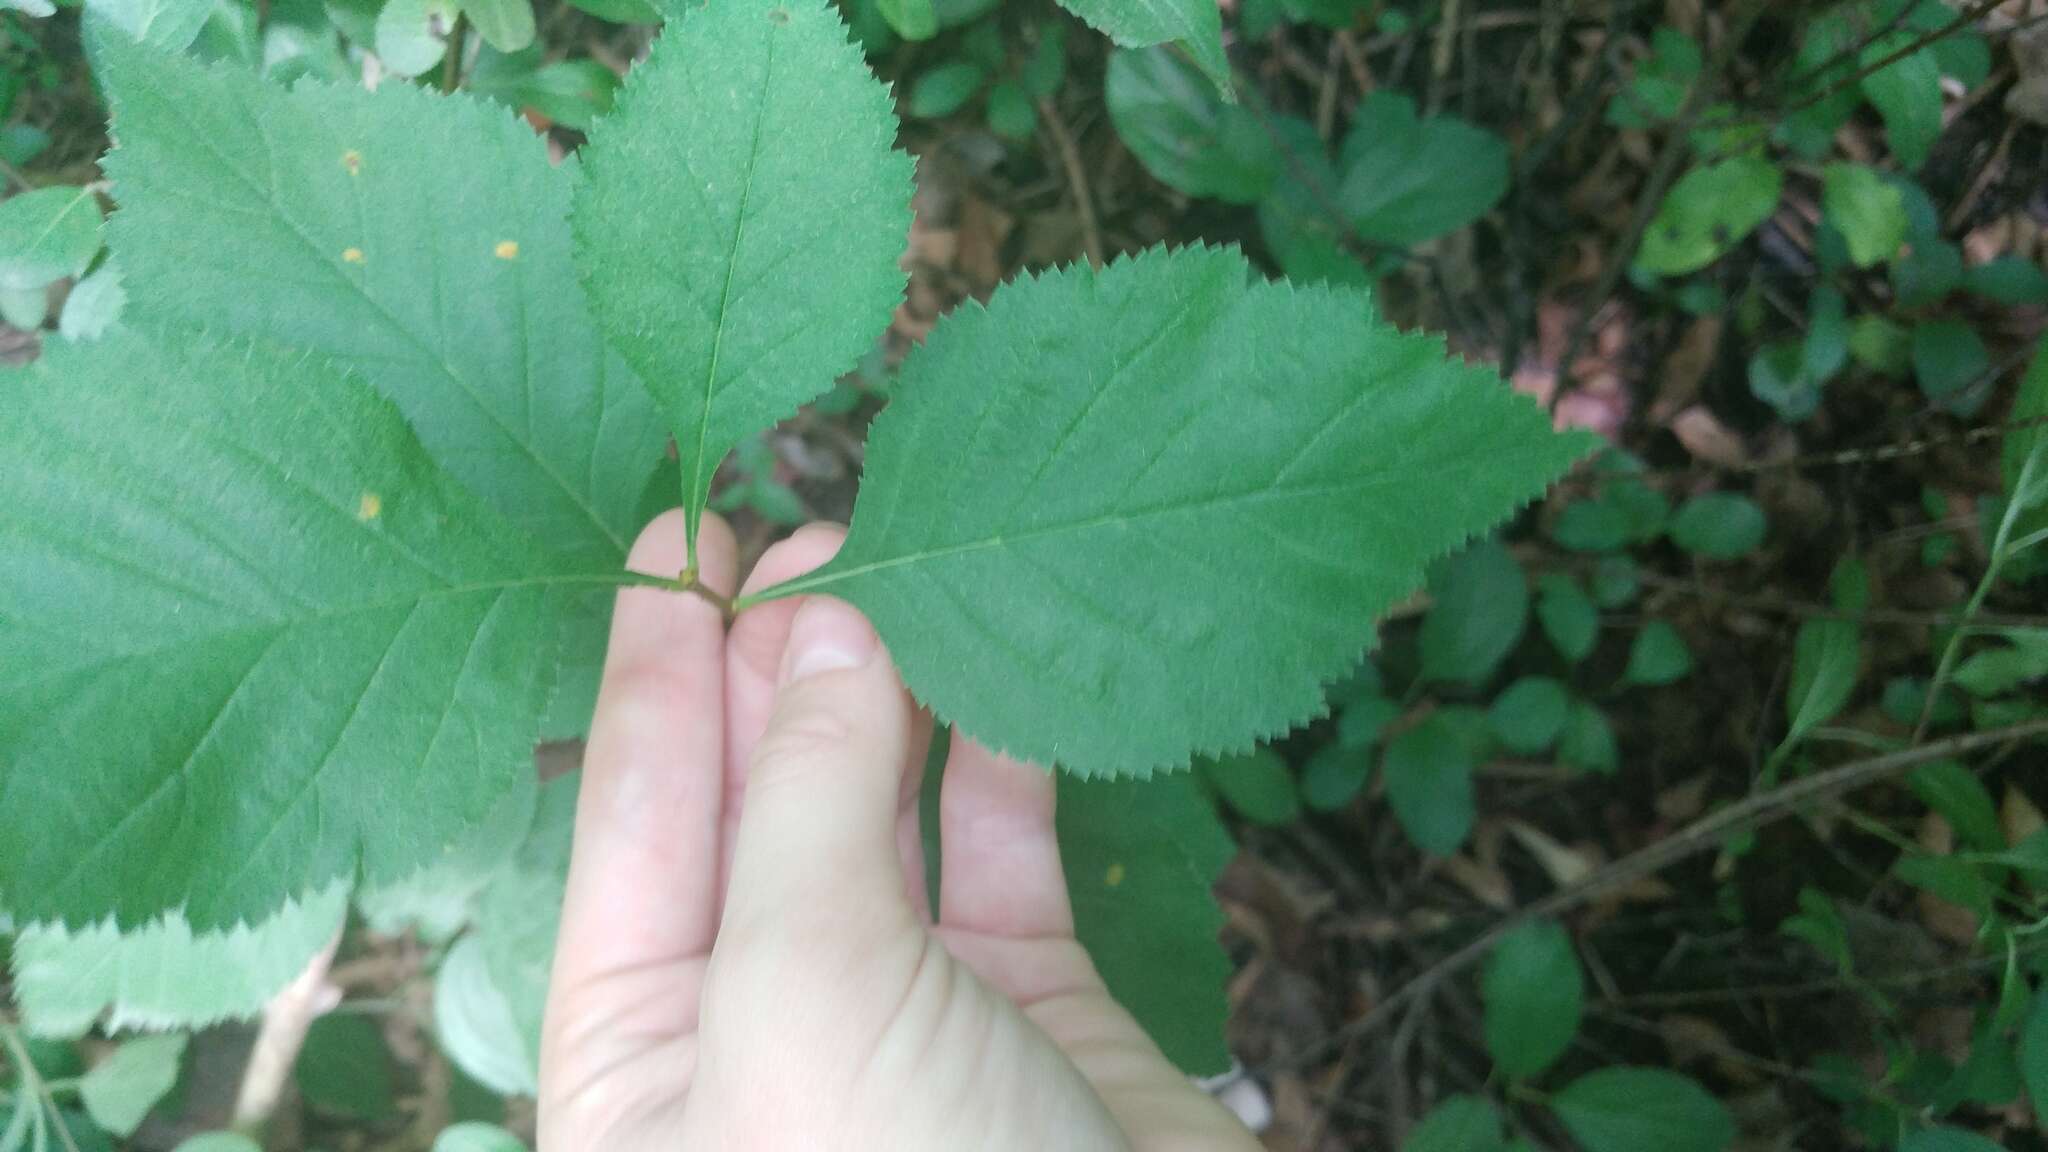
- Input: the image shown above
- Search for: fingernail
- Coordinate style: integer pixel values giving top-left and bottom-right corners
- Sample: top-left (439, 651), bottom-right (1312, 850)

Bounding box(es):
top-left (781, 597), bottom-right (878, 685)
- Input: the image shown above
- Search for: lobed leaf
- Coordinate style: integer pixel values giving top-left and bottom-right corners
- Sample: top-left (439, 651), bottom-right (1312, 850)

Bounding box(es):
top-left (0, 330), bottom-right (588, 930)
top-left (753, 245), bottom-right (1591, 777)
top-left (572, 0), bottom-right (912, 566)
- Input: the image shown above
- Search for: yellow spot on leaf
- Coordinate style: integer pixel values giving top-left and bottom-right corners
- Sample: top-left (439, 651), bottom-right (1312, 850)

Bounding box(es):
top-left (342, 247), bottom-right (365, 265)
top-left (494, 240), bottom-right (519, 260)
top-left (357, 492), bottom-right (382, 521)
top-left (342, 149), bottom-right (362, 174)
top-left (1104, 863), bottom-right (1126, 888)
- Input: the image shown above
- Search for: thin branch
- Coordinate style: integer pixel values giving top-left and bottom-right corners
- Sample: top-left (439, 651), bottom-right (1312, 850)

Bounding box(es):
top-left (1267, 716), bottom-right (2048, 1072)
top-left (232, 929), bottom-right (344, 1131)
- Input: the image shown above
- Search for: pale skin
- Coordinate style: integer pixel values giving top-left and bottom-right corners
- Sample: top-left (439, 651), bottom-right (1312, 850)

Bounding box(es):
top-left (538, 510), bottom-right (1262, 1152)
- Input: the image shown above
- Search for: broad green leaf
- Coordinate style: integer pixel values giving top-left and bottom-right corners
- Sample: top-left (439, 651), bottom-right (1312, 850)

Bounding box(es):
top-left (1624, 621), bottom-right (1693, 686)
top-left (56, 261), bottom-right (125, 342)
top-left (1200, 748), bottom-right (1300, 825)
top-left (1590, 555), bottom-right (1639, 608)
top-left (1301, 744), bottom-right (1371, 811)
top-left (1382, 714), bottom-right (1476, 856)
top-left (1481, 919), bottom-right (1582, 1078)
top-left (1402, 1095), bottom-right (1505, 1152)
top-left (467, 52), bottom-right (621, 132)
top-left (1489, 676), bottom-right (1569, 755)
top-left (1780, 619), bottom-right (1859, 757)
top-left (1895, 855), bottom-right (1995, 916)
top-left (460, 0), bottom-right (535, 53)
top-left (85, 0), bottom-right (212, 50)
top-left (1636, 155), bottom-right (1781, 276)
top-left (877, 0), bottom-right (934, 39)
top-left (1964, 257), bottom-right (2048, 306)
top-left (296, 1014), bottom-right (396, 1120)
top-left (1337, 92), bottom-right (1508, 247)
top-left (1551, 1068), bottom-right (1734, 1152)
top-left (435, 934), bottom-right (537, 1096)
top-left (1558, 700), bottom-right (1618, 774)
top-left (356, 771), bottom-right (539, 943)
top-left (984, 80), bottom-right (1036, 140)
top-left (1535, 572), bottom-right (1598, 663)
top-left (0, 185), bottom-right (103, 292)
top-left (173, 1137), bottom-right (262, 1152)
top-left (909, 61), bottom-right (986, 118)
top-left (1900, 1129), bottom-right (2010, 1152)
top-left (1059, 772), bottom-right (1235, 1075)
top-left (1670, 492), bottom-right (1766, 558)
top-left (573, 0), bottom-right (911, 565)
top-left (2022, 988), bottom-right (2048, 1121)
top-left (1105, 47), bottom-right (1277, 204)
top-left (1256, 117), bottom-right (1375, 290)
top-left (1913, 319), bottom-right (1990, 409)
top-left (78, 1035), bottom-right (186, 1138)
top-left (1056, 0), bottom-right (1229, 95)
top-left (94, 30), bottom-right (665, 736)
top-left (1860, 35), bottom-right (1943, 170)
top-left (1822, 163), bottom-right (1906, 268)
top-left (434, 1124), bottom-right (528, 1152)
top-left (457, 773), bottom-right (578, 1093)
top-left (1419, 539), bottom-right (1528, 685)
top-left (0, 329), bottom-right (580, 930)
top-left (373, 0), bottom-right (458, 76)
top-left (1908, 761), bottom-right (2002, 853)
top-left (12, 884), bottom-right (349, 1037)
top-left (753, 246), bottom-right (1589, 776)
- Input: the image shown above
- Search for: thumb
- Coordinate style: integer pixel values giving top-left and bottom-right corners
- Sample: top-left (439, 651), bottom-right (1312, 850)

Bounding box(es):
top-left (720, 595), bottom-right (917, 938)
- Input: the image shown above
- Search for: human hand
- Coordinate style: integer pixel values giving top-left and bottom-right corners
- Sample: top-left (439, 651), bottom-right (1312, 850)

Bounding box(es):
top-left (538, 511), bottom-right (1258, 1152)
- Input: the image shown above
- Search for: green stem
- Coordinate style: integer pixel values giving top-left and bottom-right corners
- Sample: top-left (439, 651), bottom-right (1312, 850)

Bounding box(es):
top-left (1915, 444), bottom-right (2042, 741)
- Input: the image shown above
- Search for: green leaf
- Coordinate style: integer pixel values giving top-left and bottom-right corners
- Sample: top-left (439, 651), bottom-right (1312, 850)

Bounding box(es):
top-left (1908, 761), bottom-right (2003, 853)
top-left (1419, 539), bottom-right (1528, 685)
top-left (462, 774), bottom-right (577, 1093)
top-left (1481, 919), bottom-right (1583, 1078)
top-left (434, 1124), bottom-right (527, 1152)
top-left (434, 934), bottom-right (536, 1096)
top-left (756, 247), bottom-right (1587, 776)
top-left (468, 53), bottom-right (621, 132)
top-left (373, 0), bottom-right (458, 76)
top-left (1337, 92), bottom-right (1508, 247)
top-left (95, 29), bottom-right (664, 738)
top-left (1382, 714), bottom-right (1476, 856)
top-left (1913, 319), bottom-right (1990, 409)
top-left (1860, 35), bottom-right (1943, 170)
top-left (1401, 1095), bottom-right (1505, 1152)
top-left (12, 884), bottom-right (349, 1037)
top-left (1200, 748), bottom-right (1300, 825)
top-left (2022, 987), bottom-right (2048, 1122)
top-left (1256, 116), bottom-right (1374, 289)
top-left (0, 185), bottom-right (103, 292)
top-left (1590, 555), bottom-right (1639, 608)
top-left (876, 0), bottom-right (935, 39)
top-left (1636, 155), bottom-right (1781, 276)
top-left (460, 0), bottom-right (534, 53)
top-left (1489, 676), bottom-right (1569, 755)
top-left (572, 0), bottom-right (911, 564)
top-left (173, 1137), bottom-right (263, 1152)
top-left (1558, 700), bottom-right (1618, 774)
top-left (1536, 573), bottom-right (1599, 663)
top-left (1780, 618), bottom-right (1859, 757)
top-left (57, 260), bottom-right (126, 342)
top-left (85, 0), bottom-right (213, 50)
top-left (909, 60), bottom-right (986, 117)
top-left (296, 1014), bottom-right (396, 1120)
top-left (355, 771), bottom-right (538, 943)
top-left (1670, 492), bottom-right (1766, 559)
top-left (1551, 1068), bottom-right (1735, 1152)
top-left (1301, 744), bottom-right (1372, 811)
top-left (2005, 337), bottom-right (2048, 541)
top-left (1899, 1128), bottom-right (2010, 1152)
top-left (1895, 855), bottom-right (1995, 916)
top-left (1059, 772), bottom-right (1235, 1075)
top-left (1551, 500), bottom-right (1627, 553)
top-left (1822, 163), bottom-right (1906, 268)
top-left (1607, 26), bottom-right (1700, 128)
top-left (1849, 314), bottom-right (1911, 376)
top-left (1781, 888), bottom-right (1853, 973)
top-left (1105, 47), bottom-right (1277, 204)
top-left (1964, 257), bottom-right (2048, 306)
top-left (1056, 0), bottom-right (1229, 95)
top-left (78, 1035), bottom-right (186, 1138)
top-left (0, 329), bottom-right (579, 930)
top-left (1623, 621), bottom-right (1693, 686)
